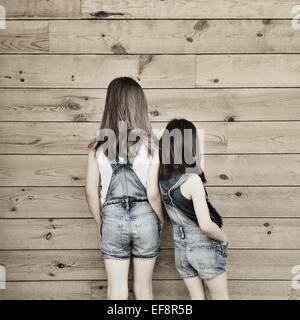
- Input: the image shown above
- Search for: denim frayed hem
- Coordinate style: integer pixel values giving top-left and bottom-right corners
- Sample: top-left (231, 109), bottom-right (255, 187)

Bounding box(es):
top-left (198, 269), bottom-right (227, 281)
top-left (132, 251), bottom-right (160, 259)
top-left (101, 251), bottom-right (131, 260)
top-left (180, 273), bottom-right (198, 279)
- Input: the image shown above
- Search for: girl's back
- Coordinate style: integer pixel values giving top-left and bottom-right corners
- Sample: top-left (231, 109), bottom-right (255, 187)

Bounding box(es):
top-left (86, 77), bottom-right (162, 300)
top-left (97, 143), bottom-right (151, 205)
top-left (148, 118), bottom-right (229, 299)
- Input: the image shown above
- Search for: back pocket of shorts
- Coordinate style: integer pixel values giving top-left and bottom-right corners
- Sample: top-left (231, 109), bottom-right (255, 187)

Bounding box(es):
top-left (135, 216), bottom-right (160, 251)
top-left (101, 218), bottom-right (123, 251)
top-left (188, 245), bottom-right (216, 270)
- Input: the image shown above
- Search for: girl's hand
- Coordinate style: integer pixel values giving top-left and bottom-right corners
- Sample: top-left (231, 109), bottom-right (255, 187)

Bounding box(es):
top-left (220, 234), bottom-right (228, 246)
top-left (159, 221), bottom-right (164, 234)
top-left (96, 219), bottom-right (102, 240)
top-left (96, 219), bottom-right (101, 230)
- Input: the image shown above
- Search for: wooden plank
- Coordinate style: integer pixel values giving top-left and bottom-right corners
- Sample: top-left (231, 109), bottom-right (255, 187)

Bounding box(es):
top-left (206, 187), bottom-right (300, 218)
top-left (0, 122), bottom-right (227, 154)
top-left (1, 187), bottom-right (299, 219)
top-left (0, 21), bottom-right (48, 53)
top-left (0, 154), bottom-right (299, 186)
top-left (223, 219), bottom-right (300, 249)
top-left (206, 154), bottom-right (300, 186)
top-left (0, 89), bottom-right (105, 122)
top-left (1, 249), bottom-right (298, 281)
top-left (0, 55), bottom-right (195, 88)
top-left (82, 0), bottom-right (299, 19)
top-left (0, 250), bottom-right (105, 281)
top-left (1, 278), bottom-right (297, 301)
top-left (0, 218), bottom-right (300, 249)
top-left (2, 121), bottom-right (300, 154)
top-left (92, 280), bottom-right (300, 300)
top-left (196, 54), bottom-right (300, 88)
top-left (0, 281), bottom-right (91, 300)
top-left (2, 0), bottom-right (81, 19)
top-left (228, 280), bottom-right (300, 300)
top-left (0, 155), bottom-right (87, 186)
top-left (228, 122), bottom-right (300, 153)
top-left (1, 88), bottom-right (300, 122)
top-left (0, 219), bottom-right (100, 250)
top-left (146, 88), bottom-right (300, 122)
top-left (0, 187), bottom-right (92, 219)
top-left (0, 122), bottom-right (100, 155)
top-left (226, 250), bottom-right (300, 281)
top-left (50, 20), bottom-right (300, 54)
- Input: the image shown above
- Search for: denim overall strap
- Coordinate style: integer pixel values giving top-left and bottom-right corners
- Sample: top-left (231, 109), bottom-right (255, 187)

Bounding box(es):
top-left (103, 152), bottom-right (148, 208)
top-left (160, 174), bottom-right (198, 240)
top-left (110, 160), bottom-right (133, 172)
top-left (159, 173), bottom-right (194, 206)
top-left (110, 158), bottom-right (147, 192)
top-left (167, 173), bottom-right (197, 204)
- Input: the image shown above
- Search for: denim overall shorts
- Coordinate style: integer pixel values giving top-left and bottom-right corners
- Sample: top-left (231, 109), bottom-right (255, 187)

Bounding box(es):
top-left (100, 155), bottom-right (161, 260)
top-left (159, 174), bottom-right (228, 280)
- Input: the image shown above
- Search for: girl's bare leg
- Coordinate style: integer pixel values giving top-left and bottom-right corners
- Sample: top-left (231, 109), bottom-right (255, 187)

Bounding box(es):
top-left (133, 258), bottom-right (156, 300)
top-left (104, 258), bottom-right (130, 300)
top-left (205, 271), bottom-right (229, 300)
top-left (183, 276), bottom-right (206, 300)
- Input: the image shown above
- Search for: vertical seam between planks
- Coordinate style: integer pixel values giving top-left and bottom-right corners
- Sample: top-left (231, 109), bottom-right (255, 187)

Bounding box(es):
top-left (90, 280), bottom-right (92, 300)
top-left (194, 55), bottom-right (197, 88)
top-left (227, 121), bottom-right (230, 154)
top-left (47, 20), bottom-right (50, 53)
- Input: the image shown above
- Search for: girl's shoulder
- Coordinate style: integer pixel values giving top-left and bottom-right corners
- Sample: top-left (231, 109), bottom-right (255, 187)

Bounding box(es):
top-left (132, 142), bottom-right (152, 164)
top-left (182, 173), bottom-right (205, 192)
top-left (161, 173), bottom-right (202, 191)
top-left (94, 146), bottom-right (104, 160)
top-left (95, 148), bottom-right (111, 169)
top-left (185, 173), bottom-right (203, 183)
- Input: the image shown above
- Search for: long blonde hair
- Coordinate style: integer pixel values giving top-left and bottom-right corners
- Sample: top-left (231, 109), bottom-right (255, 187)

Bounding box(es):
top-left (88, 77), bottom-right (153, 158)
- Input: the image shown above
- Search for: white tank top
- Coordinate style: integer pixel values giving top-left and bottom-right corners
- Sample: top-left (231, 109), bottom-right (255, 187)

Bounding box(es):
top-left (96, 144), bottom-right (152, 205)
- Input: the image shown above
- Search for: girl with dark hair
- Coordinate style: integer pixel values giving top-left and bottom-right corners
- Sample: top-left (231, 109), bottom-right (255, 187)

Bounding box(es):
top-left (147, 119), bottom-right (229, 300)
top-left (86, 77), bottom-right (163, 300)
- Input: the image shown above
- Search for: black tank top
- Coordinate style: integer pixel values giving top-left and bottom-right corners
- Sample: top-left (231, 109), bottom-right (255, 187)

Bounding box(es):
top-left (160, 175), bottom-right (199, 226)
top-left (160, 174), bottom-right (223, 228)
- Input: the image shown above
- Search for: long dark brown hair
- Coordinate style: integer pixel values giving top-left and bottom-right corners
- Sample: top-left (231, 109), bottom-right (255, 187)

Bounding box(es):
top-left (88, 77), bottom-right (153, 158)
top-left (158, 119), bottom-right (206, 183)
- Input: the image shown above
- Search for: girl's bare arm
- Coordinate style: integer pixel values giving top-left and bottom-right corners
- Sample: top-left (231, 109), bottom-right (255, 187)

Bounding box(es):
top-left (85, 149), bottom-right (101, 228)
top-left (186, 175), bottom-right (227, 245)
top-left (147, 150), bottom-right (164, 226)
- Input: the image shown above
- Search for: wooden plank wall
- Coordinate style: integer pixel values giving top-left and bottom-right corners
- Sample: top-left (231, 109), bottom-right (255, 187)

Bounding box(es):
top-left (0, 0), bottom-right (300, 300)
